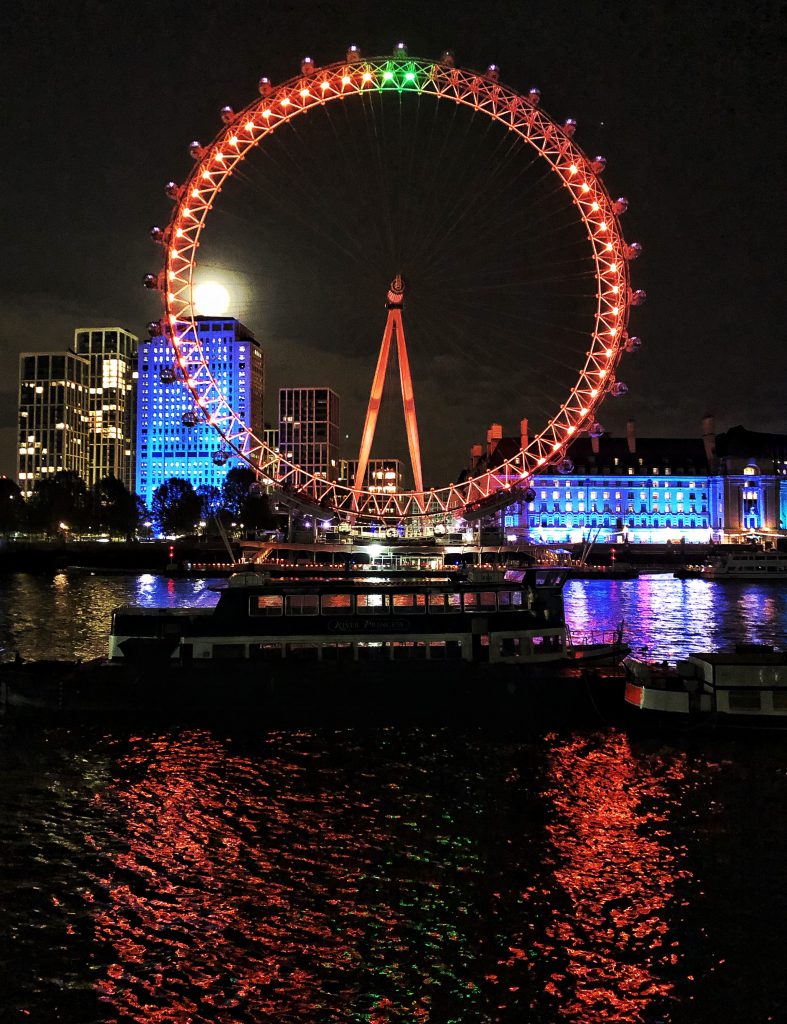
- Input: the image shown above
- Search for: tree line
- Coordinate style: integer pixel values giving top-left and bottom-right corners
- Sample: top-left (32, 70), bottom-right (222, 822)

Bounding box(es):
top-left (0, 468), bottom-right (277, 539)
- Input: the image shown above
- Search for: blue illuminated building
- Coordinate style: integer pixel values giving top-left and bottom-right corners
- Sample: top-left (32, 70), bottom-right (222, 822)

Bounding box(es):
top-left (471, 420), bottom-right (787, 543)
top-left (135, 317), bottom-right (263, 511)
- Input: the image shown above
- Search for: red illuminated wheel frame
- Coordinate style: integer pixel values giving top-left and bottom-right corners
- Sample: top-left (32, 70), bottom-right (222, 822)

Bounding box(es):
top-left (152, 51), bottom-right (640, 523)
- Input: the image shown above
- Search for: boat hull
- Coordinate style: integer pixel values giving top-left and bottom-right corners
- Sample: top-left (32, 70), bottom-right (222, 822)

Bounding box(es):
top-left (1, 658), bottom-right (624, 724)
top-left (623, 662), bottom-right (787, 732)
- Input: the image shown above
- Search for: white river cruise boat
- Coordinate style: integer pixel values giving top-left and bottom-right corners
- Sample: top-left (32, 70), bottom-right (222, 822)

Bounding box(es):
top-left (109, 566), bottom-right (626, 673)
top-left (0, 567), bottom-right (628, 716)
top-left (624, 645), bottom-right (787, 728)
top-left (698, 549), bottom-right (787, 580)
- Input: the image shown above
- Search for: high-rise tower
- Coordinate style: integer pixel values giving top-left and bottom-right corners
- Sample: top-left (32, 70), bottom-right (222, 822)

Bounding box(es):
top-left (278, 388), bottom-right (340, 481)
top-left (17, 351), bottom-right (90, 496)
top-left (73, 327), bottom-right (138, 489)
top-left (135, 317), bottom-right (263, 511)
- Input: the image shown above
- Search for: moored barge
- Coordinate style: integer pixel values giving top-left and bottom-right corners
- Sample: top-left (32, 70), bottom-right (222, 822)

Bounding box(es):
top-left (623, 645), bottom-right (787, 729)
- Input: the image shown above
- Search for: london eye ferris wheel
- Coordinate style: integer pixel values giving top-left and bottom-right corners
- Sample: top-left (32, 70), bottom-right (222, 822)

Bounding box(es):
top-left (145, 44), bottom-right (643, 525)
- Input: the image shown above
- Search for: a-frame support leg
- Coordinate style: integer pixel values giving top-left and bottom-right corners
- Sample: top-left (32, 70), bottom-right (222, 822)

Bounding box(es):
top-left (354, 275), bottom-right (424, 499)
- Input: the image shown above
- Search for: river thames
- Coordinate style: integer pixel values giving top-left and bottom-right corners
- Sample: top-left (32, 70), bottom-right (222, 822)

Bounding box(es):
top-left (1, 572), bottom-right (786, 1023)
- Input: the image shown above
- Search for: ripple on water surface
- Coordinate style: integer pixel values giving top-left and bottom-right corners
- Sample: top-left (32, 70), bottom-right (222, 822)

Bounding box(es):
top-left (3, 572), bottom-right (787, 662)
top-left (1, 724), bottom-right (713, 1023)
top-left (3, 574), bottom-right (787, 1021)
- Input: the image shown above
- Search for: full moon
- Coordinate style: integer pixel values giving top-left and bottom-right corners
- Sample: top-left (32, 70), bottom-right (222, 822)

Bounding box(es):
top-left (193, 281), bottom-right (230, 316)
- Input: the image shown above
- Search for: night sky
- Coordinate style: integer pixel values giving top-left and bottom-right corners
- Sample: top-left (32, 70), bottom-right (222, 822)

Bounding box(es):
top-left (2, 0), bottom-right (784, 486)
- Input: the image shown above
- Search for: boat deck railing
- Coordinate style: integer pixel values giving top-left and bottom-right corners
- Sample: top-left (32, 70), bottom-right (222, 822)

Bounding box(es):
top-left (567, 621), bottom-right (626, 649)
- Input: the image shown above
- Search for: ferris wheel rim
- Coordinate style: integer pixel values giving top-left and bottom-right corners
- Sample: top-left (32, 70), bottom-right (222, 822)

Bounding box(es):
top-left (154, 53), bottom-right (638, 522)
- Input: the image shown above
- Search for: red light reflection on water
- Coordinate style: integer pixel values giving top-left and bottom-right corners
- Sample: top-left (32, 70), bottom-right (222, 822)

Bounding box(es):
top-left (537, 732), bottom-right (691, 1023)
top-left (88, 732), bottom-right (361, 1020)
top-left (82, 727), bottom-right (697, 1022)
top-left (86, 731), bottom-right (436, 1023)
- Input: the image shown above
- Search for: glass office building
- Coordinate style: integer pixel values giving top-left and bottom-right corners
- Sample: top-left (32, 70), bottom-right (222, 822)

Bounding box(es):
top-left (135, 318), bottom-right (263, 511)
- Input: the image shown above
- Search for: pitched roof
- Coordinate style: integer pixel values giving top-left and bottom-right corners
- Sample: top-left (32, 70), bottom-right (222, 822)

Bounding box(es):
top-left (466, 432), bottom-right (711, 478)
top-left (716, 425), bottom-right (787, 461)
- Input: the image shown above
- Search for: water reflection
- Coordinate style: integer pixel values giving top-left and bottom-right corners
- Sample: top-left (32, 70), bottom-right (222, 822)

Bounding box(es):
top-left (4, 721), bottom-right (786, 1022)
top-left (2, 572), bottom-right (787, 663)
top-left (565, 578), bottom-right (787, 660)
top-left (538, 732), bottom-right (692, 1022)
top-left (90, 729), bottom-right (477, 1022)
top-left (0, 573), bottom-right (219, 661)
top-left (131, 573), bottom-right (217, 609)
top-left (80, 726), bottom-right (711, 1024)
top-left (736, 588), bottom-right (779, 646)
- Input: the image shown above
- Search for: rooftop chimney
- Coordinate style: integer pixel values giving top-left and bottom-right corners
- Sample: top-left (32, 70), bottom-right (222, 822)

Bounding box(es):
top-left (626, 418), bottom-right (636, 454)
top-left (520, 417), bottom-right (529, 450)
top-left (470, 442), bottom-right (483, 472)
top-left (591, 433), bottom-right (600, 455)
top-left (702, 414), bottom-right (716, 468)
top-left (486, 422), bottom-right (503, 457)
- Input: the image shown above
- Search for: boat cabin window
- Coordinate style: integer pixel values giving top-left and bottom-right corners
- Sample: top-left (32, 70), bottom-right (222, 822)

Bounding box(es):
top-left (249, 643), bottom-right (282, 662)
top-left (286, 642), bottom-right (320, 660)
top-left (213, 643), bottom-right (245, 659)
top-left (498, 590), bottom-right (525, 610)
top-left (322, 642), bottom-right (354, 662)
top-left (391, 641), bottom-right (427, 660)
top-left (532, 634), bottom-right (562, 651)
top-left (321, 593), bottom-right (353, 615)
top-left (113, 613), bottom-right (159, 636)
top-left (358, 641), bottom-right (387, 660)
top-left (356, 593), bottom-right (390, 615)
top-left (463, 591), bottom-right (497, 612)
top-left (728, 689), bottom-right (761, 711)
top-left (251, 594), bottom-right (284, 616)
top-left (286, 594), bottom-right (320, 616)
top-left (392, 593), bottom-right (426, 613)
top-left (428, 592), bottom-right (461, 613)
top-left (535, 570), bottom-right (565, 587)
top-left (428, 640), bottom-right (463, 659)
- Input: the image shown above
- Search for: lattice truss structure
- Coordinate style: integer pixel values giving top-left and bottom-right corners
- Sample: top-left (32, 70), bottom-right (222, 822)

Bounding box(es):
top-left (148, 49), bottom-right (642, 523)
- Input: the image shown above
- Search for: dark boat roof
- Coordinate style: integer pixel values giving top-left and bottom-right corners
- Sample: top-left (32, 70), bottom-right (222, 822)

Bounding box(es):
top-left (112, 567), bottom-right (568, 615)
top-left (209, 568), bottom-right (565, 593)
